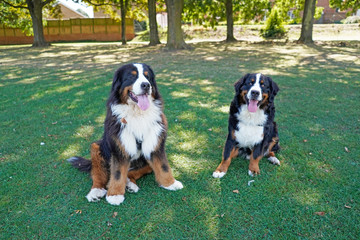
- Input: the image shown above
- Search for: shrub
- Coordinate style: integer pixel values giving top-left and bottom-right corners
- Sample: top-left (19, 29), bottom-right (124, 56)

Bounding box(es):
top-left (341, 16), bottom-right (360, 24)
top-left (260, 8), bottom-right (287, 39)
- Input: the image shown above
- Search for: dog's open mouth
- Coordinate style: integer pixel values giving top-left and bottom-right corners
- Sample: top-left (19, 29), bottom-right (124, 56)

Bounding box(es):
top-left (129, 91), bottom-right (150, 111)
top-left (247, 99), bottom-right (260, 113)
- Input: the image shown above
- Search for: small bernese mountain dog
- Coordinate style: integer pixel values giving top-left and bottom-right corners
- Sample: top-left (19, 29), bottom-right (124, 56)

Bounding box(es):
top-left (212, 73), bottom-right (280, 178)
top-left (68, 63), bottom-right (183, 205)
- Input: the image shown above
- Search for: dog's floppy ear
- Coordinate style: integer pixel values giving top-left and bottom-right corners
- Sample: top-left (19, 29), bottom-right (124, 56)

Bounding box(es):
top-left (144, 64), bottom-right (161, 100)
top-left (268, 76), bottom-right (279, 103)
top-left (234, 73), bottom-right (250, 93)
top-left (111, 65), bottom-right (126, 92)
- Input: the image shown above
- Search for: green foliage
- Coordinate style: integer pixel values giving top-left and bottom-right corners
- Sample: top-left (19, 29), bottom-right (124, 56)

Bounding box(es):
top-left (330, 0), bottom-right (360, 15)
top-left (341, 16), bottom-right (360, 24)
top-left (0, 1), bottom-right (32, 35)
top-left (183, 0), bottom-right (270, 28)
top-left (260, 8), bottom-right (287, 39)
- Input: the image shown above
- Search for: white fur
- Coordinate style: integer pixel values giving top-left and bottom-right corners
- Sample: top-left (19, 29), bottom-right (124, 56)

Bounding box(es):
top-left (111, 99), bottom-right (164, 160)
top-left (86, 188), bottom-right (107, 202)
top-left (247, 73), bottom-right (262, 101)
top-left (106, 195), bottom-right (125, 205)
top-left (212, 171), bottom-right (226, 178)
top-left (161, 180), bottom-right (183, 191)
top-left (133, 63), bottom-right (152, 95)
top-left (235, 104), bottom-right (267, 148)
top-left (268, 156), bottom-right (280, 165)
top-left (248, 170), bottom-right (254, 177)
top-left (126, 178), bottom-right (139, 193)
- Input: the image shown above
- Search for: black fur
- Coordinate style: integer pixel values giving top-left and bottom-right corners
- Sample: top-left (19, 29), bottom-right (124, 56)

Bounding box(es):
top-left (224, 73), bottom-right (280, 168)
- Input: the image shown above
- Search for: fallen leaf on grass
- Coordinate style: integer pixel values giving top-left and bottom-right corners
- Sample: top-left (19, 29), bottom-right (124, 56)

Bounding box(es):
top-left (75, 210), bottom-right (82, 214)
top-left (233, 190), bottom-right (239, 194)
top-left (112, 212), bottom-right (118, 218)
top-left (344, 205), bottom-right (351, 209)
top-left (303, 139), bottom-right (308, 142)
top-left (314, 212), bottom-right (325, 216)
top-left (345, 147), bottom-right (349, 152)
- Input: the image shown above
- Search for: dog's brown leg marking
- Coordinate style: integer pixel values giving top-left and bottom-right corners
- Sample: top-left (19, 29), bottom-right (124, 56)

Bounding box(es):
top-left (107, 161), bottom-right (129, 196)
top-left (215, 147), bottom-right (239, 173)
top-left (90, 142), bottom-right (108, 189)
top-left (249, 152), bottom-right (262, 175)
top-left (266, 137), bottom-right (279, 158)
top-left (127, 165), bottom-right (153, 184)
top-left (148, 155), bottom-right (175, 187)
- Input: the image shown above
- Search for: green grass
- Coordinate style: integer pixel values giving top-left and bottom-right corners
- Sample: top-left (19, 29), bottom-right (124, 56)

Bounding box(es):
top-left (1, 41), bottom-right (359, 239)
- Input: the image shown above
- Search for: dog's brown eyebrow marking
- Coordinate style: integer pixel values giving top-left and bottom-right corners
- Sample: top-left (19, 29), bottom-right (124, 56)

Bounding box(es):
top-left (131, 71), bottom-right (137, 75)
top-left (260, 80), bottom-right (264, 84)
top-left (251, 79), bottom-right (255, 82)
top-left (144, 71), bottom-right (148, 76)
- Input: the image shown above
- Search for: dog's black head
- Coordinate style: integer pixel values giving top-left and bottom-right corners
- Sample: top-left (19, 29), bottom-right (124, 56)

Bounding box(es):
top-left (234, 73), bottom-right (279, 112)
top-left (109, 63), bottom-right (160, 111)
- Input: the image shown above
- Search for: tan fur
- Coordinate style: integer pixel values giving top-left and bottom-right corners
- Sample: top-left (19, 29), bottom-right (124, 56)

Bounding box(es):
top-left (90, 143), bottom-right (108, 189)
top-left (128, 165), bottom-right (153, 184)
top-left (215, 147), bottom-right (239, 173)
top-left (148, 155), bottom-right (175, 187)
top-left (107, 162), bottom-right (129, 196)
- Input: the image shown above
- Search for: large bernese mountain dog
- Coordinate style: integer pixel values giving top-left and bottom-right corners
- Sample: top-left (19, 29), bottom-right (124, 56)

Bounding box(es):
top-left (68, 63), bottom-right (183, 205)
top-left (213, 73), bottom-right (280, 178)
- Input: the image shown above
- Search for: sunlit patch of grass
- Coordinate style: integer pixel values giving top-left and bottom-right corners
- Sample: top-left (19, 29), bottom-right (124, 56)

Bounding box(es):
top-left (0, 41), bottom-right (359, 239)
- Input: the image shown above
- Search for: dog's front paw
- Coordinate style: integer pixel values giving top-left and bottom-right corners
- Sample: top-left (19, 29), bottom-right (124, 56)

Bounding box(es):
top-left (106, 195), bottom-right (125, 205)
top-left (268, 156), bottom-right (280, 165)
top-left (86, 188), bottom-right (107, 202)
top-left (126, 178), bottom-right (139, 193)
top-left (161, 180), bottom-right (183, 191)
top-left (212, 171), bottom-right (226, 178)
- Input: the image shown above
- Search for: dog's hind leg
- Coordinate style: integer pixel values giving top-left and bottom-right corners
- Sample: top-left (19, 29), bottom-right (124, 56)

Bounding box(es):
top-left (86, 142), bottom-right (109, 202)
top-left (266, 137), bottom-right (280, 166)
top-left (126, 165), bottom-right (153, 193)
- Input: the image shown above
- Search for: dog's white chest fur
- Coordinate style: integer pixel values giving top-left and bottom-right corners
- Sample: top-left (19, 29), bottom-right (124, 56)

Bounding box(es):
top-left (235, 105), bottom-right (267, 148)
top-left (111, 99), bottom-right (164, 160)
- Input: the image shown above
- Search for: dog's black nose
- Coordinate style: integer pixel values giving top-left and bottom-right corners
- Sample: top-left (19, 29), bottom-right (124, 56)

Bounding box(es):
top-left (141, 82), bottom-right (150, 91)
top-left (251, 90), bottom-right (260, 99)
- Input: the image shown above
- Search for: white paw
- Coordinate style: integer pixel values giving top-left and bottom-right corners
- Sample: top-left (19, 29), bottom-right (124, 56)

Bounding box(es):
top-left (85, 188), bottom-right (107, 202)
top-left (248, 170), bottom-right (254, 177)
top-left (246, 155), bottom-right (251, 160)
top-left (212, 171), bottom-right (226, 178)
top-left (126, 178), bottom-right (139, 193)
top-left (161, 180), bottom-right (183, 191)
top-left (106, 195), bottom-right (125, 205)
top-left (268, 156), bottom-right (280, 165)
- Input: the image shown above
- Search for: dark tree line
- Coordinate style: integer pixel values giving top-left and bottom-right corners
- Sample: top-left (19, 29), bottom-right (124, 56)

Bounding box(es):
top-left (1, 0), bottom-right (358, 48)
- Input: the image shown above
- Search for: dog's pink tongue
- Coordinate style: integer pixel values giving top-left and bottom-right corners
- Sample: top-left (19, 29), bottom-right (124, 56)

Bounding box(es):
top-left (137, 95), bottom-right (150, 111)
top-left (248, 100), bottom-right (259, 113)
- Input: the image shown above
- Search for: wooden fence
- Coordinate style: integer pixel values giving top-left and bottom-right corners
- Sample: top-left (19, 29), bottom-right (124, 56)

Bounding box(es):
top-left (0, 18), bottom-right (134, 45)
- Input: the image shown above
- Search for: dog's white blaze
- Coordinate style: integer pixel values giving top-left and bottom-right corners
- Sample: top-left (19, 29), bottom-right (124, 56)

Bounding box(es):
top-left (111, 99), bottom-right (164, 160)
top-left (235, 104), bottom-right (267, 148)
top-left (246, 73), bottom-right (262, 102)
top-left (133, 63), bottom-right (152, 95)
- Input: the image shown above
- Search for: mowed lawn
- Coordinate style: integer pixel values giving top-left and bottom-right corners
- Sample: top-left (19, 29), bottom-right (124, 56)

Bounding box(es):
top-left (0, 41), bottom-right (359, 239)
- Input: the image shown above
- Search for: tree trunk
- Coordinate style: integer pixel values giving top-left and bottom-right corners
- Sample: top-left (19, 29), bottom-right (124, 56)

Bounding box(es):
top-left (148, 0), bottom-right (161, 46)
top-left (26, 0), bottom-right (49, 47)
top-left (225, 0), bottom-right (236, 42)
top-left (298, 0), bottom-right (316, 44)
top-left (165, 0), bottom-right (190, 50)
top-left (120, 0), bottom-right (127, 45)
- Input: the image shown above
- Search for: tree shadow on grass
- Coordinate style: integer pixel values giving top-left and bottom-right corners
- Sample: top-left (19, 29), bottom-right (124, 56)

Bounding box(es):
top-left (0, 42), bottom-right (359, 239)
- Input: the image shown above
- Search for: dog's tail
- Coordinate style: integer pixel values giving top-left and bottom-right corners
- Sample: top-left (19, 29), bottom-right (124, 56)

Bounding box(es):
top-left (67, 156), bottom-right (92, 172)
